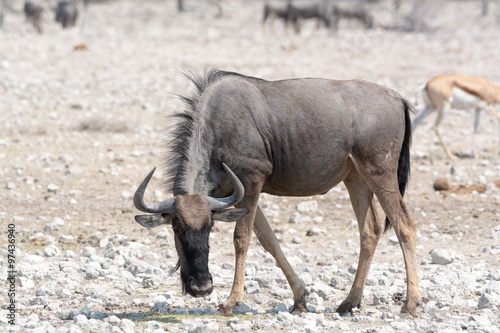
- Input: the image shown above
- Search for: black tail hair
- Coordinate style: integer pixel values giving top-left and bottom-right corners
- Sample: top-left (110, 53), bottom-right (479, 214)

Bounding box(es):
top-left (385, 99), bottom-right (412, 232)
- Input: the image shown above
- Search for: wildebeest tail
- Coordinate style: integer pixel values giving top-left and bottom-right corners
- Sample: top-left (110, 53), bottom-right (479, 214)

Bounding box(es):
top-left (385, 99), bottom-right (412, 232)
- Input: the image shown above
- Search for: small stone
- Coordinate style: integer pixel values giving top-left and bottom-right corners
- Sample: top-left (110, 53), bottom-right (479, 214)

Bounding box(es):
top-left (233, 302), bottom-right (253, 314)
top-left (92, 311), bottom-right (106, 320)
top-left (277, 310), bottom-right (294, 325)
top-left (246, 284), bottom-right (260, 294)
top-left (142, 275), bottom-right (162, 288)
top-left (47, 184), bottom-right (60, 193)
top-left (61, 308), bottom-right (91, 320)
top-left (226, 317), bottom-right (239, 325)
top-left (296, 200), bottom-right (318, 212)
top-left (6, 182), bottom-right (16, 190)
top-left (388, 236), bottom-right (399, 245)
top-left (36, 285), bottom-right (54, 296)
top-left (74, 314), bottom-right (88, 325)
top-left (81, 246), bottom-right (96, 257)
top-left (276, 304), bottom-right (288, 312)
top-left (313, 216), bottom-right (323, 223)
top-left (125, 283), bottom-right (136, 295)
top-left (44, 244), bottom-right (61, 257)
top-left (488, 225), bottom-right (500, 239)
top-left (478, 292), bottom-right (500, 309)
top-left (430, 248), bottom-right (455, 265)
top-left (231, 320), bottom-right (253, 332)
top-left (306, 228), bottom-right (327, 236)
top-left (172, 308), bottom-right (188, 315)
top-left (119, 318), bottom-right (135, 333)
top-left (19, 277), bottom-right (35, 289)
top-left (99, 238), bottom-right (109, 248)
top-left (289, 212), bottom-right (301, 223)
top-left (107, 315), bottom-right (121, 325)
top-left (433, 178), bottom-right (450, 191)
top-left (188, 308), bottom-right (203, 315)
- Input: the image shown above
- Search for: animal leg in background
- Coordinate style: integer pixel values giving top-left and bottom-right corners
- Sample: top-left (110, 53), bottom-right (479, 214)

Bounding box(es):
top-left (336, 167), bottom-right (383, 314)
top-left (484, 105), bottom-right (500, 156)
top-left (412, 101), bottom-right (455, 159)
top-left (253, 206), bottom-right (308, 312)
top-left (432, 103), bottom-right (455, 159)
top-left (411, 105), bottom-right (433, 131)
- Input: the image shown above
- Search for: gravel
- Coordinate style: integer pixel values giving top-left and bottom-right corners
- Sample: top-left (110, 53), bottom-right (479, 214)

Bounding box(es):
top-left (2, 0), bottom-right (500, 332)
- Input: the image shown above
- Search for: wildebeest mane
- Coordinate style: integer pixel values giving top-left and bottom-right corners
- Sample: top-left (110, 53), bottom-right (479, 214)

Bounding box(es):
top-left (165, 69), bottom-right (254, 194)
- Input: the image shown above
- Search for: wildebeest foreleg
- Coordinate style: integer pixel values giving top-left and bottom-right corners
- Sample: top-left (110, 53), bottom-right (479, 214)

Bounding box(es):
top-left (253, 206), bottom-right (308, 313)
top-left (218, 195), bottom-right (260, 315)
top-left (337, 170), bottom-right (383, 315)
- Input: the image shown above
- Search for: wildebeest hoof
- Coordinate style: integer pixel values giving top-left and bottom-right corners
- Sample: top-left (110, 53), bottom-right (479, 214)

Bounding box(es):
top-left (216, 305), bottom-right (234, 316)
top-left (401, 297), bottom-right (419, 317)
top-left (336, 300), bottom-right (359, 316)
top-left (291, 302), bottom-right (309, 314)
top-left (217, 300), bottom-right (240, 316)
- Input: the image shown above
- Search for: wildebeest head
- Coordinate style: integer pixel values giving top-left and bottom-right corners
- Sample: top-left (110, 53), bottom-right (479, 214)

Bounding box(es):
top-left (133, 164), bottom-right (248, 297)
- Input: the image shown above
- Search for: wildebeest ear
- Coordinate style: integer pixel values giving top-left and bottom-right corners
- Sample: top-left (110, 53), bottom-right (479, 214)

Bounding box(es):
top-left (135, 214), bottom-right (172, 228)
top-left (213, 208), bottom-right (249, 222)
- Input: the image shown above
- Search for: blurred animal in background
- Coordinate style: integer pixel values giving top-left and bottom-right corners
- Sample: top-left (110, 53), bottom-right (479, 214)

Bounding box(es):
top-left (177, 0), bottom-right (222, 18)
top-left (262, 0), bottom-right (292, 32)
top-left (0, 0), bottom-right (5, 29)
top-left (56, 0), bottom-right (78, 28)
top-left (330, 1), bottom-right (373, 31)
top-left (263, 0), bottom-right (374, 35)
top-left (413, 74), bottom-right (500, 159)
top-left (24, 0), bottom-right (43, 33)
top-left (286, 0), bottom-right (333, 34)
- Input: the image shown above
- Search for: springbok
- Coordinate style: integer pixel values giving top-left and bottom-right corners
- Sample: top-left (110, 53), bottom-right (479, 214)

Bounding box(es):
top-left (412, 74), bottom-right (500, 159)
top-left (133, 69), bottom-right (419, 317)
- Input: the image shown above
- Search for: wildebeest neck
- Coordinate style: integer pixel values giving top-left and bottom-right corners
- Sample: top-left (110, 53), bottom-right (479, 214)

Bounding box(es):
top-left (167, 70), bottom-right (257, 197)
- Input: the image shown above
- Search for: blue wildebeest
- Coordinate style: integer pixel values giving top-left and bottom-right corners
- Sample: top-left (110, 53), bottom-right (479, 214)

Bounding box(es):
top-left (286, 0), bottom-right (333, 34)
top-left (133, 69), bottom-right (419, 316)
top-left (0, 0), bottom-right (6, 29)
top-left (56, 0), bottom-right (78, 28)
top-left (330, 1), bottom-right (373, 31)
top-left (24, 0), bottom-right (43, 33)
top-left (262, 0), bottom-right (291, 31)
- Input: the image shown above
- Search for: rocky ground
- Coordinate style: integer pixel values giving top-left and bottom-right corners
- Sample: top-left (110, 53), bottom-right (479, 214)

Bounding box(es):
top-left (1, 0), bottom-right (500, 332)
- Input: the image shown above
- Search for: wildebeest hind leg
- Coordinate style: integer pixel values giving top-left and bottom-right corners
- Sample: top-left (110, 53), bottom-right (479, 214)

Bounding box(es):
top-left (370, 178), bottom-right (419, 316)
top-left (253, 206), bottom-right (308, 313)
top-left (337, 170), bottom-right (382, 315)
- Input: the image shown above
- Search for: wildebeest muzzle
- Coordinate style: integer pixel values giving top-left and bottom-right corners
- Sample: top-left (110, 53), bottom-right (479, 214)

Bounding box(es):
top-left (186, 274), bottom-right (213, 297)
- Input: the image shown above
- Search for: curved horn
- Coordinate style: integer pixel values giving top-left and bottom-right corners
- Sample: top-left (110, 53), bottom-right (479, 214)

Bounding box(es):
top-left (205, 163), bottom-right (245, 211)
top-left (133, 167), bottom-right (175, 214)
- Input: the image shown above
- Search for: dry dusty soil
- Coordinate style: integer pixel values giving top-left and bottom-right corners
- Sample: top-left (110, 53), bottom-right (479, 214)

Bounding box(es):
top-left (1, 0), bottom-right (500, 332)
